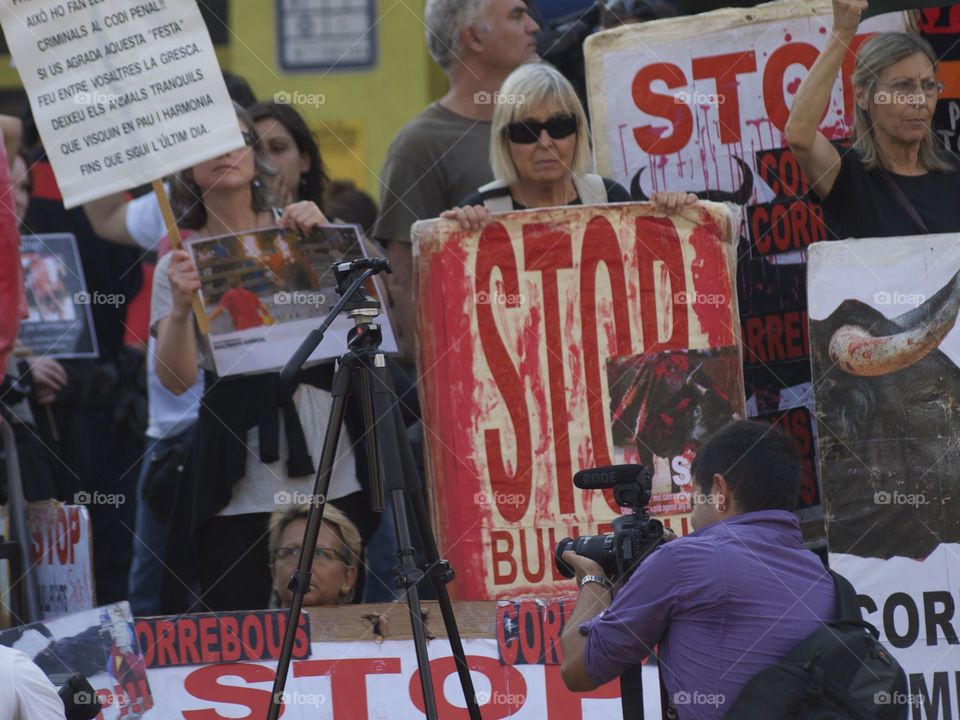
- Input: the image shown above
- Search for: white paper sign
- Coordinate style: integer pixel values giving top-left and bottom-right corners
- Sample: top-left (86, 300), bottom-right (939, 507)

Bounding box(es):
top-left (0, 0), bottom-right (243, 207)
top-left (25, 501), bottom-right (95, 619)
top-left (141, 639), bottom-right (659, 719)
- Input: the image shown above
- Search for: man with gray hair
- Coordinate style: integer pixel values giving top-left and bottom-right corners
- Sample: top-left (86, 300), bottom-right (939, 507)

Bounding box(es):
top-left (373, 0), bottom-right (539, 362)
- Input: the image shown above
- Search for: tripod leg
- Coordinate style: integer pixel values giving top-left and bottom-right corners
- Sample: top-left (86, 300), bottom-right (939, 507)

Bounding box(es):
top-left (267, 358), bottom-right (354, 720)
top-left (360, 359), bottom-right (442, 720)
top-left (393, 407), bottom-right (483, 720)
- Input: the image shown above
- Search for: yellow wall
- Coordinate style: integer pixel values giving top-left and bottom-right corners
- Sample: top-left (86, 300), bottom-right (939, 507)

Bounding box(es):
top-left (224, 0), bottom-right (441, 195)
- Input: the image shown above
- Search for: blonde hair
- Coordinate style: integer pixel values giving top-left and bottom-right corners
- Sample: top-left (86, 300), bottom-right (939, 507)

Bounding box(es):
top-left (851, 32), bottom-right (953, 172)
top-left (268, 503), bottom-right (362, 602)
top-left (490, 62), bottom-right (593, 186)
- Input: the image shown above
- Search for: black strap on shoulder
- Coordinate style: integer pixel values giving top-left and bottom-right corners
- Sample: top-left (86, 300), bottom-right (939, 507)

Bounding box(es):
top-left (876, 169), bottom-right (930, 235)
top-left (829, 570), bottom-right (864, 623)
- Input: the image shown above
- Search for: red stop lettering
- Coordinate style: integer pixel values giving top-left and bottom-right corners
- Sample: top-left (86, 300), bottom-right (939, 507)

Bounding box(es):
top-left (410, 656), bottom-right (527, 720)
top-left (636, 217), bottom-right (688, 352)
top-left (580, 216), bottom-right (633, 470)
top-left (692, 51), bottom-right (757, 144)
top-left (476, 222), bottom-right (532, 523)
top-left (523, 223), bottom-right (576, 515)
top-left (294, 658), bottom-right (402, 720)
top-left (183, 664), bottom-right (278, 720)
top-left (632, 62), bottom-right (692, 154)
top-left (764, 43), bottom-right (821, 132)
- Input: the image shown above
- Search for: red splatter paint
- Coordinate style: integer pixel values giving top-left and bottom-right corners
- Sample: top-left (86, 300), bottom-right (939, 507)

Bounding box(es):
top-left (787, 78), bottom-right (801, 94)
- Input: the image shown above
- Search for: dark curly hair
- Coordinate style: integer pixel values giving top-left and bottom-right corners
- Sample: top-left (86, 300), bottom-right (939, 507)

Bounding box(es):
top-left (248, 101), bottom-right (329, 212)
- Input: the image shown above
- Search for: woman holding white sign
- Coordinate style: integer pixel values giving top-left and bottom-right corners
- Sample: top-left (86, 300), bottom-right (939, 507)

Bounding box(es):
top-left (444, 62), bottom-right (694, 229)
top-left (786, 0), bottom-right (960, 239)
top-left (151, 105), bottom-right (374, 612)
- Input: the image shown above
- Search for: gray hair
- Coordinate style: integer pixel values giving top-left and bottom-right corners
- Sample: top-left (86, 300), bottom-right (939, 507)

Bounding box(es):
top-left (490, 62), bottom-right (593, 185)
top-left (851, 32), bottom-right (953, 172)
top-left (424, 0), bottom-right (492, 70)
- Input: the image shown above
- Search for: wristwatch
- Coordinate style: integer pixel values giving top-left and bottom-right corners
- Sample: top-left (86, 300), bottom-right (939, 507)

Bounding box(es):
top-left (579, 574), bottom-right (613, 591)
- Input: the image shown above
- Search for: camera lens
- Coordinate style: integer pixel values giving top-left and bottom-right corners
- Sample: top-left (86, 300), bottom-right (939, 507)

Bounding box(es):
top-left (554, 537), bottom-right (576, 578)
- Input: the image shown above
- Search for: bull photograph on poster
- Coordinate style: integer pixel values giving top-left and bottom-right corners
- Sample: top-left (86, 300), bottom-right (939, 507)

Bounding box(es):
top-left (809, 235), bottom-right (960, 712)
top-left (414, 201), bottom-right (744, 600)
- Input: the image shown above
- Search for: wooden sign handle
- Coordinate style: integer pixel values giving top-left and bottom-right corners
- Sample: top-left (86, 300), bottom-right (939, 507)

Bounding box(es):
top-left (152, 179), bottom-right (210, 335)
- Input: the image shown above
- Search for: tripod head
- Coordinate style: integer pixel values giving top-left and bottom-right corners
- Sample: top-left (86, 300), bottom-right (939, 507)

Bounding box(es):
top-left (280, 256), bottom-right (392, 385)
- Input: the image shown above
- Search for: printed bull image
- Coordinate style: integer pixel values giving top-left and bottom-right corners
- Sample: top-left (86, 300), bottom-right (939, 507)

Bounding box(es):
top-left (810, 269), bottom-right (960, 560)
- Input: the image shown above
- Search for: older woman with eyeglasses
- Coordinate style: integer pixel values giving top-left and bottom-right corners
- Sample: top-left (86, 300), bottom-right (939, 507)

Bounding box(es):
top-left (786, 0), bottom-right (960, 240)
top-left (269, 503), bottom-right (362, 606)
top-left (444, 61), bottom-right (692, 230)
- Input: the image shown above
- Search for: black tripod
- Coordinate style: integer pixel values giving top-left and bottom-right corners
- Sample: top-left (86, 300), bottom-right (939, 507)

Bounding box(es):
top-left (266, 257), bottom-right (482, 720)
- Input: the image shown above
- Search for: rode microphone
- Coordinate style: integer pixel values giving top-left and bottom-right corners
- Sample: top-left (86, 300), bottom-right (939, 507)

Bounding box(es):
top-left (573, 464), bottom-right (651, 490)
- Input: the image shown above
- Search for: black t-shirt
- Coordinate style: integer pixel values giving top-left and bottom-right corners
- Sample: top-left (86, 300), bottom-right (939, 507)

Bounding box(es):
top-left (816, 150), bottom-right (960, 240)
top-left (458, 177), bottom-right (631, 209)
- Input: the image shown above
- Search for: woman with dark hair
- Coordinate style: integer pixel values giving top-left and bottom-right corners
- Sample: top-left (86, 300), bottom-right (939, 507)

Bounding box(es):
top-left (248, 102), bottom-right (329, 210)
top-left (154, 103), bottom-right (375, 611)
top-left (786, 0), bottom-right (960, 239)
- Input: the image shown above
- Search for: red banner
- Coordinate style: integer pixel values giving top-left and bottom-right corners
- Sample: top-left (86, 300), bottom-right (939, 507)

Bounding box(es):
top-left (414, 202), bottom-right (744, 599)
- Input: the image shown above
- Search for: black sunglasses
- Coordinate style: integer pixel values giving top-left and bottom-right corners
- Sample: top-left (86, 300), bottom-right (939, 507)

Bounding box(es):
top-left (504, 114), bottom-right (579, 144)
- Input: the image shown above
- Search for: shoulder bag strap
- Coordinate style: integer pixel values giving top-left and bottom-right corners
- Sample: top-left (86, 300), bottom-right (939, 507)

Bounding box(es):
top-left (876, 170), bottom-right (930, 235)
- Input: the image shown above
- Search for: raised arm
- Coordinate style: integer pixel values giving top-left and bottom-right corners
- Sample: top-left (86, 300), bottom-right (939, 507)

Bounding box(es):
top-left (155, 251), bottom-right (200, 394)
top-left (83, 193), bottom-right (137, 246)
top-left (785, 0), bottom-right (867, 198)
top-left (0, 115), bottom-right (21, 169)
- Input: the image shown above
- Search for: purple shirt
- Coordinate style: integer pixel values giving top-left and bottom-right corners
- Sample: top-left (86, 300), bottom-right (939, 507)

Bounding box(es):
top-left (580, 510), bottom-right (836, 719)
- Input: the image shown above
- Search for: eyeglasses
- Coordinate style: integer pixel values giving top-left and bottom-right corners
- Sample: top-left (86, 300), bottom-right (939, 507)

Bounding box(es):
top-left (271, 546), bottom-right (348, 565)
top-left (504, 114), bottom-right (579, 144)
top-left (874, 79), bottom-right (944, 101)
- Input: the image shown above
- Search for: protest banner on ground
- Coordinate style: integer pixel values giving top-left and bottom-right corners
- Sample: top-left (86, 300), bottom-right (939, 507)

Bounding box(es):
top-left (809, 235), bottom-right (960, 718)
top-left (132, 605), bottom-right (656, 719)
top-left (0, 0), bottom-right (242, 208)
top-left (583, 0), bottom-right (907, 542)
top-left (413, 201), bottom-right (745, 600)
top-left (16, 233), bottom-right (98, 359)
top-left (185, 225), bottom-right (397, 376)
top-left (25, 501), bottom-right (94, 619)
top-left (0, 602), bottom-right (153, 719)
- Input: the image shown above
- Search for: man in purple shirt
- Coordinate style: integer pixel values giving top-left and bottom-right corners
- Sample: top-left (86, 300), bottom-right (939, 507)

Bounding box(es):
top-left (560, 421), bottom-right (837, 719)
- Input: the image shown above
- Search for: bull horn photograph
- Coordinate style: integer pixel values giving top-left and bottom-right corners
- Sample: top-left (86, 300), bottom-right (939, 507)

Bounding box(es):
top-left (829, 269), bottom-right (960, 377)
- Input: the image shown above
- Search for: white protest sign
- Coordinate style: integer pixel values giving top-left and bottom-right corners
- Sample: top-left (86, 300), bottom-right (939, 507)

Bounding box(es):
top-left (25, 501), bottom-right (94, 619)
top-left (0, 0), bottom-right (244, 208)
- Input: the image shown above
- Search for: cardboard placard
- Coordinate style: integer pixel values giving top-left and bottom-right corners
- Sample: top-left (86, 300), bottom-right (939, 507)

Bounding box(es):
top-left (414, 202), bottom-right (743, 600)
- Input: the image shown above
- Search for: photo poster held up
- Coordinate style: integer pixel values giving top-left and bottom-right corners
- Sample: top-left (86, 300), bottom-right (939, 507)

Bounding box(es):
top-left (584, 0), bottom-right (908, 537)
top-left (0, 602), bottom-right (153, 719)
top-left (808, 234), bottom-right (960, 716)
top-left (185, 224), bottom-right (398, 377)
top-left (16, 233), bottom-right (98, 359)
top-left (413, 201), bottom-right (745, 601)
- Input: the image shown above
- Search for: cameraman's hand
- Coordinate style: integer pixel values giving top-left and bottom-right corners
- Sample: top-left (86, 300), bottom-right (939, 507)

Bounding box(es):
top-left (663, 528), bottom-right (678, 542)
top-left (562, 551), bottom-right (607, 584)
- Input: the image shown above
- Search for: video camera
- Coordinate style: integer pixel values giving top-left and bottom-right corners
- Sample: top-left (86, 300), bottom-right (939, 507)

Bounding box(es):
top-left (554, 464), bottom-right (665, 582)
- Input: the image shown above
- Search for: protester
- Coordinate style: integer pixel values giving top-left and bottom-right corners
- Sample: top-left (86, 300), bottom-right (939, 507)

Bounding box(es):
top-left (373, 0), bottom-right (540, 361)
top-left (444, 62), bottom-right (691, 228)
top-left (0, 644), bottom-right (66, 720)
top-left (560, 421), bottom-right (836, 719)
top-left (248, 102), bottom-right (329, 209)
top-left (786, 0), bottom-right (960, 239)
top-left (153, 104), bottom-right (376, 612)
top-left (268, 503), bottom-right (362, 607)
top-left (446, 62), bottom-right (629, 224)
